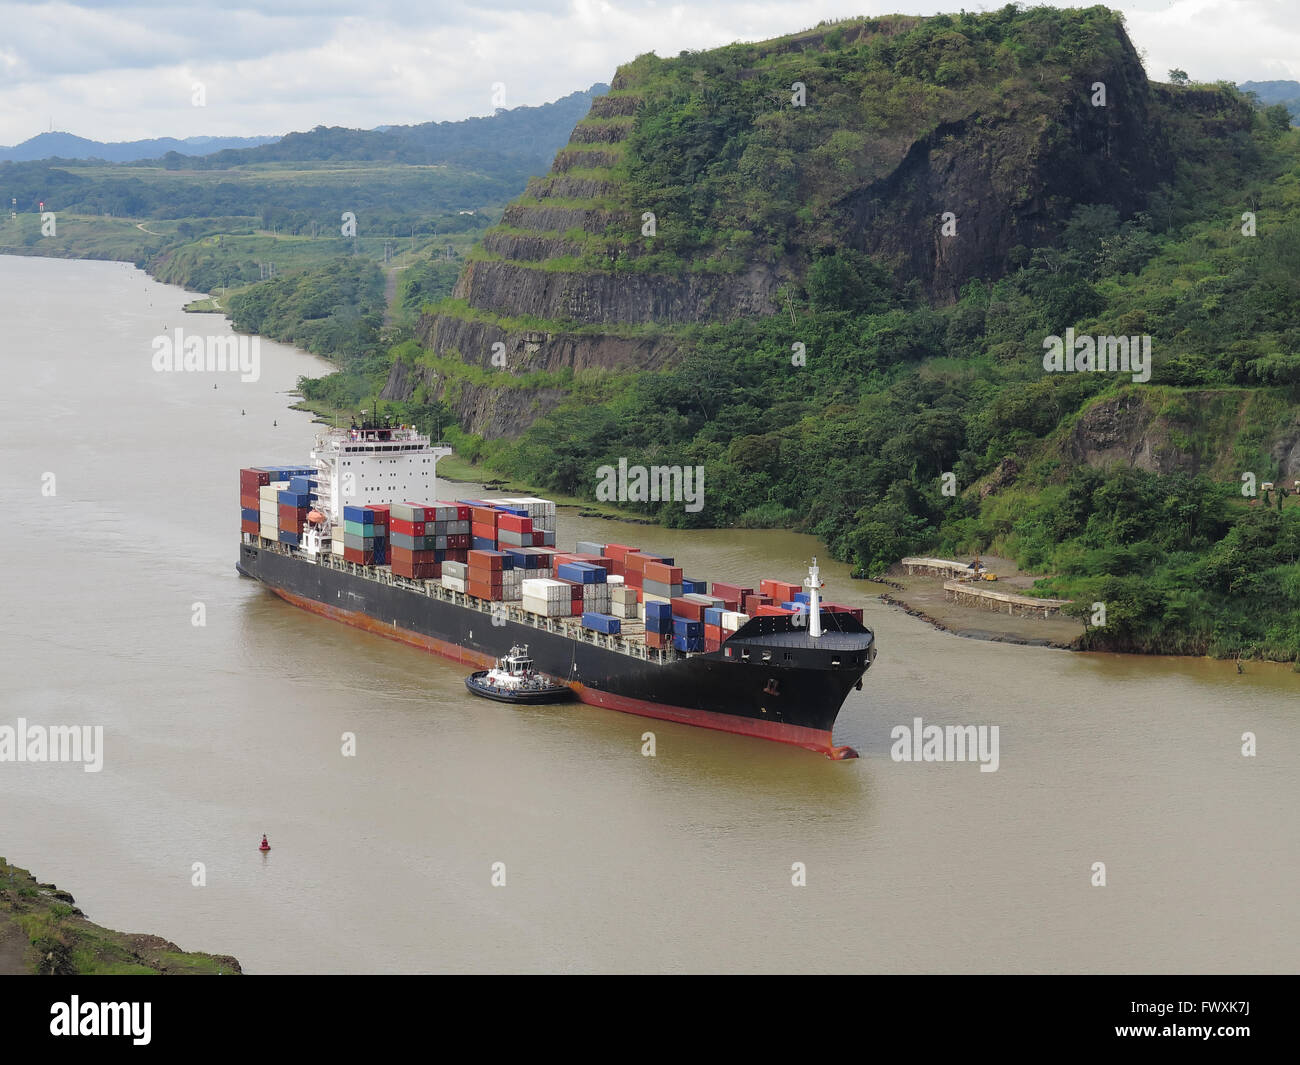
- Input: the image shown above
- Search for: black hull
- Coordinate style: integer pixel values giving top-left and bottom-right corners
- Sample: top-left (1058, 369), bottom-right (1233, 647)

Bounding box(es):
top-left (237, 539), bottom-right (874, 755)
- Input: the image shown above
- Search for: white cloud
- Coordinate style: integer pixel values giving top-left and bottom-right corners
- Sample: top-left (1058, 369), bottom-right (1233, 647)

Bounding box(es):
top-left (0, 0), bottom-right (1293, 145)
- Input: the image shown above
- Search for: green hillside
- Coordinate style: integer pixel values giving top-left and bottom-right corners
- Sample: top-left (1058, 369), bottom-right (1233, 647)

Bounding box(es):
top-left (377, 6), bottom-right (1300, 662)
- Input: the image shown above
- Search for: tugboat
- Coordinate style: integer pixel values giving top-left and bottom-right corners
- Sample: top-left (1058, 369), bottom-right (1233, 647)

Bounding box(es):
top-left (465, 645), bottom-right (575, 705)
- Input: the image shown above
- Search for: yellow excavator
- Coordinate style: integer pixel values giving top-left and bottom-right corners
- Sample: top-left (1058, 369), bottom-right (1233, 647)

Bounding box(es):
top-left (969, 555), bottom-right (998, 581)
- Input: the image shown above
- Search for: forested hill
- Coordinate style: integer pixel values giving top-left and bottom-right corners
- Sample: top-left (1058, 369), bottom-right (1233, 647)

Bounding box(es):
top-left (370, 6), bottom-right (1300, 661)
top-left (183, 86), bottom-right (609, 174)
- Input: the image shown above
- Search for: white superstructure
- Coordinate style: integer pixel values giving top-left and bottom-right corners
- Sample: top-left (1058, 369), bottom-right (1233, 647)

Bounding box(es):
top-left (309, 423), bottom-right (453, 524)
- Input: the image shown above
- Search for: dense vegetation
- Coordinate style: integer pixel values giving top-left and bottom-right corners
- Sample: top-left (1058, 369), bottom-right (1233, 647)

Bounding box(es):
top-left (431, 11), bottom-right (1300, 663)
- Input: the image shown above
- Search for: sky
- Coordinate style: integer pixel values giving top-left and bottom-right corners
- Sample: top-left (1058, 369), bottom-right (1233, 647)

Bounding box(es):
top-left (0, 0), bottom-right (1296, 145)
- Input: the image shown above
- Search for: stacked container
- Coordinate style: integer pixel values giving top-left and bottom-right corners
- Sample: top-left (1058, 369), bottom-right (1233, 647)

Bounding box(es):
top-left (760, 578), bottom-right (803, 603)
top-left (672, 617), bottom-right (704, 653)
top-left (521, 578), bottom-right (571, 617)
top-left (466, 549), bottom-right (513, 601)
top-left (609, 584), bottom-right (639, 619)
top-left (711, 582), bottom-right (753, 612)
top-left (643, 560), bottom-right (684, 606)
top-left (441, 559), bottom-right (468, 593)
top-left (343, 505), bottom-right (385, 566)
top-left (470, 504), bottom-right (499, 551)
top-left (644, 601), bottom-right (673, 649)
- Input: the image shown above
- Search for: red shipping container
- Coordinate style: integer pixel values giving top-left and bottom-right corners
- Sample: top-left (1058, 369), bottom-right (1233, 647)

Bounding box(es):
top-left (468, 550), bottom-right (507, 571)
top-left (343, 547), bottom-right (375, 565)
top-left (644, 561), bottom-right (683, 585)
top-left (760, 579), bottom-right (802, 602)
top-left (390, 518), bottom-right (426, 536)
top-left (625, 571), bottom-right (643, 590)
top-left (645, 631), bottom-right (670, 649)
top-left (531, 531), bottom-right (544, 546)
top-left (704, 637), bottom-right (721, 653)
top-left (390, 546), bottom-right (440, 564)
top-left (704, 624), bottom-right (722, 642)
top-left (743, 593), bottom-right (773, 614)
top-left (671, 598), bottom-right (706, 622)
top-left (470, 506), bottom-right (498, 526)
top-left (754, 605), bottom-right (797, 617)
top-left (711, 582), bottom-right (753, 603)
top-left (447, 534), bottom-right (469, 549)
top-left (240, 491), bottom-right (259, 510)
top-left (602, 543), bottom-right (635, 562)
top-left (370, 504), bottom-right (391, 518)
top-left (466, 570), bottom-right (504, 588)
top-left (471, 521), bottom-right (498, 541)
top-left (445, 548), bottom-right (468, 563)
top-left (239, 468), bottom-right (270, 489)
top-left (394, 561), bottom-right (440, 579)
top-left (497, 514), bottom-right (533, 535)
top-left (823, 603), bottom-right (865, 623)
top-left (466, 579), bottom-right (501, 600)
top-left (240, 518), bottom-right (258, 535)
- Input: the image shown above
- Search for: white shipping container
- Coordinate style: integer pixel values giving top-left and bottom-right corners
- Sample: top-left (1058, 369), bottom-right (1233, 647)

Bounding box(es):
top-left (441, 575), bottom-right (467, 593)
top-left (332, 541), bottom-right (344, 555)
top-left (259, 482), bottom-right (289, 501)
top-left (607, 573), bottom-right (626, 586)
top-left (521, 578), bottom-right (568, 603)
top-left (612, 601), bottom-right (636, 619)
top-left (522, 595), bottom-right (569, 617)
top-left (442, 560), bottom-right (467, 579)
top-left (721, 611), bottom-right (750, 630)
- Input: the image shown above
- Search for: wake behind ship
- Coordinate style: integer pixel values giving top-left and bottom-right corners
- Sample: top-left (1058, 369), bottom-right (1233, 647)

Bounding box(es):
top-left (236, 421), bottom-right (875, 757)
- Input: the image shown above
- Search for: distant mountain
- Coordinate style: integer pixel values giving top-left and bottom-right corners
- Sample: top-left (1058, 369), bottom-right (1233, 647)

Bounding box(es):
top-left (0, 131), bottom-right (279, 163)
top-left (186, 85), bottom-right (610, 170)
top-left (1239, 80), bottom-right (1300, 123)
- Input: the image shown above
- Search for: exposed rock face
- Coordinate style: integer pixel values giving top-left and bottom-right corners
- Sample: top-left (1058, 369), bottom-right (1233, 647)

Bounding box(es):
top-left (383, 14), bottom-right (1248, 441)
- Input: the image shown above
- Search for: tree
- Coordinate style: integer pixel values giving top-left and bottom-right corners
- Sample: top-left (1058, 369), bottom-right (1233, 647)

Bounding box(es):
top-left (1168, 69), bottom-right (1189, 85)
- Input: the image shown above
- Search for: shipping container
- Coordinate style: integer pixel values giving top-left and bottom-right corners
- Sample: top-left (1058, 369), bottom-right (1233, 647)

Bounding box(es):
top-left (521, 594), bottom-right (570, 617)
top-left (581, 611), bottom-right (621, 635)
top-left (711, 582), bottom-right (753, 604)
top-left (755, 605), bottom-right (797, 617)
top-left (704, 607), bottom-right (724, 627)
top-left (575, 540), bottom-right (606, 557)
top-left (642, 578), bottom-right (684, 601)
top-left (278, 530), bottom-right (300, 546)
top-left (645, 631), bottom-right (671, 650)
top-left (468, 549), bottom-right (511, 571)
top-left (441, 560), bottom-right (467, 580)
top-left (671, 599), bottom-right (706, 623)
top-left (441, 575), bottom-right (467, 593)
top-left (240, 468), bottom-right (271, 489)
top-left (673, 634), bottom-right (704, 653)
top-left (760, 579), bottom-right (802, 603)
top-left (721, 611), bottom-right (750, 630)
top-left (240, 518), bottom-right (259, 535)
top-left (680, 579), bottom-right (706, 595)
top-left (822, 603), bottom-right (865, 623)
top-left (743, 593), bottom-right (774, 614)
top-left (793, 591), bottom-right (810, 605)
top-left (241, 507), bottom-right (258, 523)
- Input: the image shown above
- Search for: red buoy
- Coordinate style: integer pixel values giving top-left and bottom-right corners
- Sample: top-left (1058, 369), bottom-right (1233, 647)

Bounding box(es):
top-left (259, 834), bottom-right (271, 852)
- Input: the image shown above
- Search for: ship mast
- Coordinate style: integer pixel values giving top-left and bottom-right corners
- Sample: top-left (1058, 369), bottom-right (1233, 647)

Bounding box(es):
top-left (804, 557), bottom-right (823, 638)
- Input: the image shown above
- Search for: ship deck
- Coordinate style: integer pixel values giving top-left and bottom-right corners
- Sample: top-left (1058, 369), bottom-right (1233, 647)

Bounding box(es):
top-left (247, 535), bottom-right (681, 664)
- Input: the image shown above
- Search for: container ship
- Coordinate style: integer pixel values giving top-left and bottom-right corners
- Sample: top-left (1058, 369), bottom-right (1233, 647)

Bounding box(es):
top-left (236, 421), bottom-right (876, 757)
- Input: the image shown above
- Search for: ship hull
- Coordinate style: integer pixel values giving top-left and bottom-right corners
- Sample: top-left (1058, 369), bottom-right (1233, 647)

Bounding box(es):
top-left (238, 540), bottom-right (872, 757)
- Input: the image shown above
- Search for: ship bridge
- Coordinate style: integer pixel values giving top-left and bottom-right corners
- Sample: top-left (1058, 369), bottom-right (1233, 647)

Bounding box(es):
top-left (310, 423), bottom-right (453, 523)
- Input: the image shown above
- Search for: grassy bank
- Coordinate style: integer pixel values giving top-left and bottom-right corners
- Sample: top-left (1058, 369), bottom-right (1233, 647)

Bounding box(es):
top-left (0, 856), bottom-right (240, 975)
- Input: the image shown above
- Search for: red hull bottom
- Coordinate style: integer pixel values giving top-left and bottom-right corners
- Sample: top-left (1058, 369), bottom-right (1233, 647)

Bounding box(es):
top-left (269, 586), bottom-right (857, 759)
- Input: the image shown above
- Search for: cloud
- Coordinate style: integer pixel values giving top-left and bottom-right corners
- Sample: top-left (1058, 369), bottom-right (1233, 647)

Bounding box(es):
top-left (0, 0), bottom-right (1293, 145)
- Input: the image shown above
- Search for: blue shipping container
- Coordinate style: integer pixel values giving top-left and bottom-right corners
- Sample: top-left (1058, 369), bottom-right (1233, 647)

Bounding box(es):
top-left (277, 490), bottom-right (310, 506)
top-left (794, 591), bottom-right (810, 604)
top-left (673, 635), bottom-right (704, 653)
top-left (241, 507), bottom-right (258, 522)
top-left (672, 618), bottom-right (703, 636)
top-left (704, 607), bottom-right (724, 626)
top-left (681, 579), bottom-right (704, 594)
top-left (645, 602), bottom-right (672, 623)
top-left (780, 601), bottom-right (809, 612)
top-left (472, 536), bottom-right (496, 551)
top-left (581, 612), bottom-right (621, 635)
top-left (343, 505), bottom-right (374, 523)
top-left (277, 530), bottom-right (300, 546)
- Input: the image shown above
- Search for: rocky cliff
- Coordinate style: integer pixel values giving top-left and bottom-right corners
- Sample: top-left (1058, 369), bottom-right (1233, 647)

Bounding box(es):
top-left (383, 9), bottom-right (1245, 439)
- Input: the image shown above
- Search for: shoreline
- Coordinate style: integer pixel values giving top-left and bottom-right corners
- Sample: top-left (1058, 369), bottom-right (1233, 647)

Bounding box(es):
top-left (0, 856), bottom-right (241, 975)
